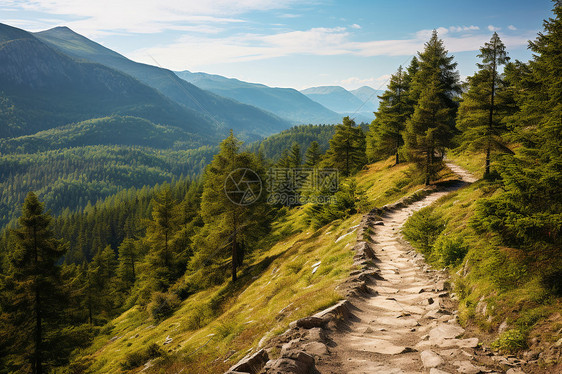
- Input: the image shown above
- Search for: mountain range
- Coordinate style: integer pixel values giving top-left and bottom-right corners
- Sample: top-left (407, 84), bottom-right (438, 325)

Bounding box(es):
top-left (33, 26), bottom-right (291, 140)
top-left (175, 70), bottom-right (342, 125)
top-left (300, 85), bottom-right (383, 123)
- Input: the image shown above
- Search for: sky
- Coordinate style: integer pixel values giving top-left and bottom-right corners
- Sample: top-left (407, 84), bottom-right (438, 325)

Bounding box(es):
top-left (0, 0), bottom-right (555, 91)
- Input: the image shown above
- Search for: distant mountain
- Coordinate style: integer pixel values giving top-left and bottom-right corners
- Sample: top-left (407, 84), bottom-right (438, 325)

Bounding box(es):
top-left (175, 70), bottom-right (341, 125)
top-left (350, 86), bottom-right (383, 112)
top-left (0, 23), bottom-right (212, 143)
top-left (35, 26), bottom-right (291, 139)
top-left (300, 85), bottom-right (376, 123)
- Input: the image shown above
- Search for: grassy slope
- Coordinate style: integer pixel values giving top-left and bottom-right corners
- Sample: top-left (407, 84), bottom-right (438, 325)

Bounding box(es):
top-left (77, 157), bottom-right (426, 373)
top-left (406, 152), bottom-right (562, 367)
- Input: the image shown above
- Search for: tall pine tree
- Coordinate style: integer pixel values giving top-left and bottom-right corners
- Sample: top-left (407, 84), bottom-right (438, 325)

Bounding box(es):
top-left (197, 132), bottom-right (270, 282)
top-left (457, 32), bottom-right (513, 177)
top-left (367, 65), bottom-right (413, 164)
top-left (0, 193), bottom-right (67, 373)
top-left (405, 30), bottom-right (460, 184)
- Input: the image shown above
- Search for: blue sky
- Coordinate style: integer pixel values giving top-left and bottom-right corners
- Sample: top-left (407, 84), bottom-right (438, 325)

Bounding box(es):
top-left (1, 0), bottom-right (555, 90)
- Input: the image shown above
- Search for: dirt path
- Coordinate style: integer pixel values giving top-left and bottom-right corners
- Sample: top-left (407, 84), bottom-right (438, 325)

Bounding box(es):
top-left (316, 163), bottom-right (523, 374)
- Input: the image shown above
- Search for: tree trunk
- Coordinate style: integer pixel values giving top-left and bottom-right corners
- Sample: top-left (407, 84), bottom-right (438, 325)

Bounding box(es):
top-left (231, 237), bottom-right (238, 282)
top-left (425, 148), bottom-right (431, 186)
top-left (34, 284), bottom-right (42, 374)
top-left (486, 53), bottom-right (496, 178)
top-left (485, 145), bottom-right (491, 177)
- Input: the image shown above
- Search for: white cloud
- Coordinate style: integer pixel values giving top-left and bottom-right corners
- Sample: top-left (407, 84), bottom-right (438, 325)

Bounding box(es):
top-left (128, 24), bottom-right (532, 70)
top-left (351, 24), bottom-right (361, 29)
top-left (488, 25), bottom-right (501, 31)
top-left (4, 0), bottom-right (302, 35)
top-left (508, 25), bottom-right (517, 31)
top-left (449, 25), bottom-right (479, 33)
top-left (339, 75), bottom-right (391, 90)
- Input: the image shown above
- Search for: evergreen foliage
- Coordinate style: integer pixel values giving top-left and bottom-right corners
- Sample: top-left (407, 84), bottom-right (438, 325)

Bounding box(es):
top-left (322, 117), bottom-right (367, 176)
top-left (457, 33), bottom-right (514, 177)
top-left (367, 65), bottom-right (413, 164)
top-left (0, 193), bottom-right (67, 373)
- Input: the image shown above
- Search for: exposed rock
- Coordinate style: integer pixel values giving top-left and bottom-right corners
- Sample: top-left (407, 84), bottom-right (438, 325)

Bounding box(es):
top-left (452, 360), bottom-right (487, 374)
top-left (302, 341), bottom-right (329, 358)
top-left (506, 369), bottom-right (526, 374)
top-left (228, 349), bottom-right (269, 374)
top-left (498, 319), bottom-right (509, 334)
top-left (289, 317), bottom-right (326, 330)
top-left (420, 350), bottom-right (444, 368)
top-left (429, 369), bottom-right (451, 374)
top-left (262, 351), bottom-right (316, 374)
top-left (304, 328), bottom-right (326, 342)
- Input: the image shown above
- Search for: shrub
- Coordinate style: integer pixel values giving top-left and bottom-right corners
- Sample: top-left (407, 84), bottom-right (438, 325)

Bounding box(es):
top-left (434, 234), bottom-right (469, 266)
top-left (402, 207), bottom-right (445, 255)
top-left (148, 292), bottom-right (181, 321)
top-left (491, 328), bottom-right (527, 353)
top-left (122, 343), bottom-right (163, 370)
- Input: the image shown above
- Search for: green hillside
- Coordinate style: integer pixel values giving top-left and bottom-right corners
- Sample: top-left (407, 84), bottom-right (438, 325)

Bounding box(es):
top-left (0, 23), bottom-right (215, 141)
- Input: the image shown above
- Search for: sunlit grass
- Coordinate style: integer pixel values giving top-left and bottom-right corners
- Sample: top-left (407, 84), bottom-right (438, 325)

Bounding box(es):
top-left (79, 158), bottom-right (424, 373)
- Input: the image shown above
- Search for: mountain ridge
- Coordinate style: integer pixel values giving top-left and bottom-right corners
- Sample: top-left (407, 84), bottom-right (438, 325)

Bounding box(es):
top-left (175, 70), bottom-right (342, 125)
top-left (35, 26), bottom-right (291, 139)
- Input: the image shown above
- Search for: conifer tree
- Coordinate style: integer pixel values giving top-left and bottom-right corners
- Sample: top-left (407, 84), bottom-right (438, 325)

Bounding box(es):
top-left (144, 186), bottom-right (181, 290)
top-left (117, 238), bottom-right (139, 290)
top-left (323, 117), bottom-right (367, 176)
top-left (197, 131), bottom-right (270, 282)
top-left (289, 143), bottom-right (302, 167)
top-left (474, 2), bottom-right (561, 288)
top-left (405, 75), bottom-right (454, 184)
top-left (457, 32), bottom-right (513, 177)
top-left (304, 141), bottom-right (322, 167)
top-left (0, 192), bottom-right (67, 373)
top-left (367, 65), bottom-right (413, 164)
top-left (404, 30), bottom-right (460, 183)
top-left (410, 30), bottom-right (461, 111)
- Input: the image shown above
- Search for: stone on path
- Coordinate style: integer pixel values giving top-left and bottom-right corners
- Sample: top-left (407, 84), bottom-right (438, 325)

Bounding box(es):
top-left (420, 350), bottom-right (444, 368)
top-left (430, 369), bottom-right (451, 374)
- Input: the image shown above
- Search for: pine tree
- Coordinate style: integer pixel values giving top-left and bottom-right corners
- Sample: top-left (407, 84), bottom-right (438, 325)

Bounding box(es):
top-left (473, 1), bottom-right (561, 293)
top-left (410, 30), bottom-right (461, 111)
top-left (404, 30), bottom-right (460, 184)
top-left (457, 32), bottom-right (513, 177)
top-left (197, 131), bottom-right (270, 282)
top-left (144, 186), bottom-right (181, 290)
top-left (405, 75), bottom-right (454, 184)
top-left (322, 116), bottom-right (367, 176)
top-left (304, 141), bottom-right (322, 167)
top-left (289, 143), bottom-right (302, 167)
top-left (0, 192), bottom-right (67, 373)
top-left (367, 65), bottom-right (413, 164)
top-left (117, 238), bottom-right (138, 290)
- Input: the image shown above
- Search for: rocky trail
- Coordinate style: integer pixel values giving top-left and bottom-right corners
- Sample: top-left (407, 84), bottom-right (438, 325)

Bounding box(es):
top-left (228, 163), bottom-right (528, 374)
top-left (315, 163), bottom-right (524, 374)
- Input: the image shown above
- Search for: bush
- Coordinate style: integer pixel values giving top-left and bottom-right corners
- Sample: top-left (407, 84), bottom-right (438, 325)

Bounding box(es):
top-left (402, 207), bottom-right (445, 255)
top-left (122, 343), bottom-right (163, 370)
top-left (491, 328), bottom-right (527, 353)
top-left (434, 234), bottom-right (469, 266)
top-left (148, 292), bottom-right (181, 321)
